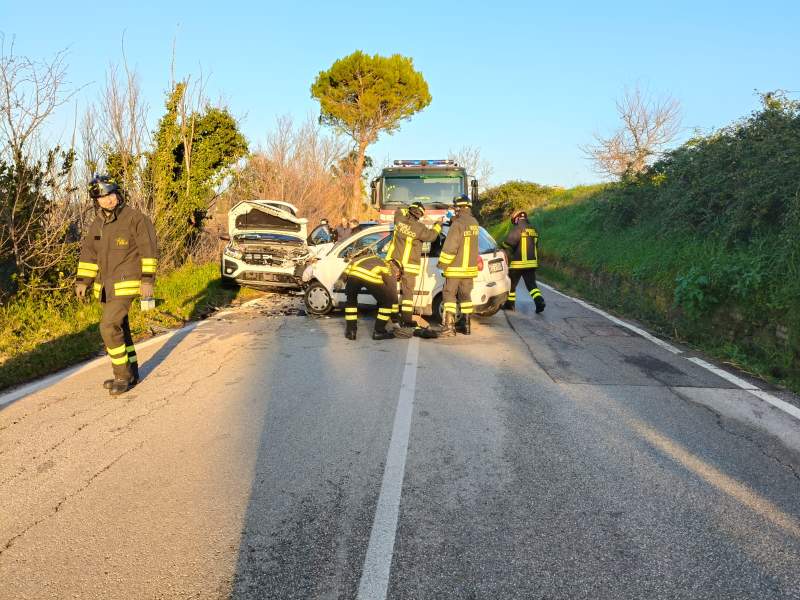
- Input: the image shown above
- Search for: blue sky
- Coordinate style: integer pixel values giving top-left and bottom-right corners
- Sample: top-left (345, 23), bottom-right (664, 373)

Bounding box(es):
top-left (2, 0), bottom-right (798, 186)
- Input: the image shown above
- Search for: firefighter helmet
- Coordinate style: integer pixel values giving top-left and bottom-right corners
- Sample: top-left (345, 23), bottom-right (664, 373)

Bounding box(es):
top-left (453, 194), bottom-right (472, 207)
top-left (510, 209), bottom-right (528, 225)
top-left (408, 201), bottom-right (425, 219)
top-left (88, 175), bottom-right (120, 199)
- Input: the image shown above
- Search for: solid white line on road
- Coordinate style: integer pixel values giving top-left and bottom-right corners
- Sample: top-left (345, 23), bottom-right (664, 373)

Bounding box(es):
top-left (0, 320), bottom-right (204, 408)
top-left (686, 357), bottom-right (758, 390)
top-left (357, 337), bottom-right (421, 600)
top-left (537, 281), bottom-right (800, 423)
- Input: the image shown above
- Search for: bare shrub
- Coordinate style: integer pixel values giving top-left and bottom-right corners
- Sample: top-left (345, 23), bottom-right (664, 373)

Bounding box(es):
top-left (580, 79), bottom-right (684, 179)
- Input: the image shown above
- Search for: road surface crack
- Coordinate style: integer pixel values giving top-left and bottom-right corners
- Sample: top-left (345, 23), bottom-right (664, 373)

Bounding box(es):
top-left (0, 438), bottom-right (150, 556)
top-left (502, 312), bottom-right (557, 383)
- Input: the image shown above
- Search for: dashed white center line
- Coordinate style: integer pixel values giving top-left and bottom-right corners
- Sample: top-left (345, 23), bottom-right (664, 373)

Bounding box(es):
top-left (356, 336), bottom-right (420, 600)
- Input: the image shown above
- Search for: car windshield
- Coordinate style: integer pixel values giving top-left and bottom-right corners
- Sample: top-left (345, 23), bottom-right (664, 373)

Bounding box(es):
top-left (234, 232), bottom-right (302, 244)
top-left (336, 230), bottom-right (393, 258)
top-left (382, 176), bottom-right (464, 209)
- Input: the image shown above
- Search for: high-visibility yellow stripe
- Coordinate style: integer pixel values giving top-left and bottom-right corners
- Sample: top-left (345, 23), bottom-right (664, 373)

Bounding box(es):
top-left (78, 262), bottom-right (98, 271)
top-left (141, 258), bottom-right (158, 265)
top-left (402, 300), bottom-right (414, 306)
top-left (401, 263), bottom-right (421, 275)
top-left (376, 314), bottom-right (390, 321)
top-left (439, 252), bottom-right (455, 265)
top-left (402, 238), bottom-right (413, 266)
top-left (129, 355), bottom-right (138, 363)
top-left (432, 223), bottom-right (442, 234)
top-left (531, 290), bottom-right (543, 299)
top-left (110, 355), bottom-right (129, 365)
top-left (107, 344), bottom-right (126, 355)
top-left (509, 260), bottom-right (538, 269)
top-left (378, 308), bottom-right (393, 314)
top-left (346, 315), bottom-right (358, 321)
top-left (461, 307), bottom-right (474, 314)
top-left (508, 293), bottom-right (516, 300)
top-left (345, 308), bottom-right (358, 313)
top-left (77, 269), bottom-right (97, 277)
top-left (126, 345), bottom-right (135, 352)
top-left (462, 237), bottom-right (471, 268)
top-left (461, 302), bottom-right (473, 308)
top-left (443, 303), bottom-right (457, 309)
top-left (443, 267), bottom-right (479, 277)
top-left (392, 304), bottom-right (399, 311)
top-left (142, 266), bottom-right (157, 274)
top-left (115, 289), bottom-right (140, 296)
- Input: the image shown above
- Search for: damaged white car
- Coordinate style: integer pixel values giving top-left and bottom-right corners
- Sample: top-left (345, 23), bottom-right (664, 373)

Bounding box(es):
top-left (220, 200), bottom-right (320, 290)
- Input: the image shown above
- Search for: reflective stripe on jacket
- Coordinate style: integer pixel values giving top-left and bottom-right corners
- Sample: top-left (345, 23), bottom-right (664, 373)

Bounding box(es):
top-left (502, 220), bottom-right (539, 269)
top-left (385, 208), bottom-right (442, 275)
top-left (344, 255), bottom-right (392, 285)
top-left (437, 208), bottom-right (480, 278)
top-left (78, 205), bottom-right (158, 300)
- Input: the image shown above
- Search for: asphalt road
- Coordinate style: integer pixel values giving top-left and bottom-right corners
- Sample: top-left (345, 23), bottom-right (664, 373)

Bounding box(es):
top-left (1, 285), bottom-right (799, 599)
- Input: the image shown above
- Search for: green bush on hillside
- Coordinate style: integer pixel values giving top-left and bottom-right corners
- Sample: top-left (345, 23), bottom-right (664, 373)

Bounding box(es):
top-left (474, 181), bottom-right (552, 224)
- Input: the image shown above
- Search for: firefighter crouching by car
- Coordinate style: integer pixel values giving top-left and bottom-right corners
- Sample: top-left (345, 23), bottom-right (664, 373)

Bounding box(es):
top-left (343, 254), bottom-right (402, 341)
top-left (75, 175), bottom-right (158, 397)
top-left (385, 201), bottom-right (442, 339)
top-left (437, 195), bottom-right (479, 337)
top-left (502, 209), bottom-right (545, 313)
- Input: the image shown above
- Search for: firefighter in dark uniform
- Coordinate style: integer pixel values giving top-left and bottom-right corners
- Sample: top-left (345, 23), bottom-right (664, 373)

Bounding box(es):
top-left (385, 201), bottom-right (443, 338)
top-left (75, 176), bottom-right (158, 396)
top-left (502, 209), bottom-right (545, 313)
top-left (343, 254), bottom-right (401, 341)
top-left (437, 195), bottom-right (480, 337)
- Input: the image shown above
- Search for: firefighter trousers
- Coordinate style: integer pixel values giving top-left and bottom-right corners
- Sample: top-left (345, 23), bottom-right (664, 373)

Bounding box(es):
top-left (345, 278), bottom-right (399, 334)
top-left (399, 271), bottom-right (421, 324)
top-left (442, 277), bottom-right (474, 316)
top-left (509, 268), bottom-right (545, 309)
top-left (100, 298), bottom-right (139, 380)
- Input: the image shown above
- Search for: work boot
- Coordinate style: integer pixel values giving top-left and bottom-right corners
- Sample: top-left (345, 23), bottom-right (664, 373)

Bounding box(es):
top-left (393, 320), bottom-right (416, 339)
top-left (108, 376), bottom-right (134, 397)
top-left (372, 329), bottom-right (395, 340)
top-left (535, 298), bottom-right (546, 313)
top-left (345, 330), bottom-right (357, 341)
top-left (104, 364), bottom-right (139, 389)
top-left (456, 314), bottom-right (471, 335)
top-left (502, 300), bottom-right (515, 311)
top-left (438, 313), bottom-right (456, 338)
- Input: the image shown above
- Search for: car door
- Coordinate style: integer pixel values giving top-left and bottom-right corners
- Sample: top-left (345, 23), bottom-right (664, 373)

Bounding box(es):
top-left (325, 229), bottom-right (394, 307)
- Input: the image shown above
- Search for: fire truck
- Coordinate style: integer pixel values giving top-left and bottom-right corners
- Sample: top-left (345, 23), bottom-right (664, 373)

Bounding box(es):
top-left (369, 159), bottom-right (479, 223)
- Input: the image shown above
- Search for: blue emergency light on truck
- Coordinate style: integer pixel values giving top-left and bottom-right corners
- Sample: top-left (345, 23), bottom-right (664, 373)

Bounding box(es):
top-left (370, 160), bottom-right (479, 223)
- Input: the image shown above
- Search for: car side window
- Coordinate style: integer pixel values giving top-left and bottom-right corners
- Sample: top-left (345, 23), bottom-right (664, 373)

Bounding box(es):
top-left (478, 228), bottom-right (500, 254)
top-left (308, 224), bottom-right (331, 245)
top-left (338, 231), bottom-right (391, 258)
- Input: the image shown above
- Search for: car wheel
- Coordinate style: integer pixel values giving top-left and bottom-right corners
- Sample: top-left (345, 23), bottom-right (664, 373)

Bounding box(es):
top-left (431, 293), bottom-right (462, 324)
top-left (304, 280), bottom-right (333, 315)
top-left (476, 303), bottom-right (500, 317)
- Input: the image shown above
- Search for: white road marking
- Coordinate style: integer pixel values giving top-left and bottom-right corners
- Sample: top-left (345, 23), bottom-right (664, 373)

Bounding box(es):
top-left (537, 281), bottom-right (800, 423)
top-left (357, 337), bottom-right (420, 600)
top-left (0, 320), bottom-right (204, 408)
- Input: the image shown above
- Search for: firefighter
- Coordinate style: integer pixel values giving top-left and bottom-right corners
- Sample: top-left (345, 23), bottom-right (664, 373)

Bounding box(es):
top-left (75, 176), bottom-right (158, 397)
top-left (437, 195), bottom-right (480, 337)
top-left (343, 254), bottom-right (401, 341)
top-left (502, 209), bottom-right (545, 313)
top-left (385, 201), bottom-right (443, 338)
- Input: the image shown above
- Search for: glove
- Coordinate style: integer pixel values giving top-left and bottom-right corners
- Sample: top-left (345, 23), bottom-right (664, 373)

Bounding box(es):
top-left (75, 283), bottom-right (87, 299)
top-left (435, 217), bottom-right (444, 225)
top-left (140, 282), bottom-right (154, 298)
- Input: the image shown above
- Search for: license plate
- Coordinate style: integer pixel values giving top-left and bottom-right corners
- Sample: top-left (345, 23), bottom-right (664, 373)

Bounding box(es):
top-left (488, 260), bottom-right (503, 273)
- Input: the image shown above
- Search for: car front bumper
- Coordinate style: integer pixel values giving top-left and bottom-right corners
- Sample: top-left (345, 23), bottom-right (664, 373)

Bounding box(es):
top-left (222, 258), bottom-right (301, 289)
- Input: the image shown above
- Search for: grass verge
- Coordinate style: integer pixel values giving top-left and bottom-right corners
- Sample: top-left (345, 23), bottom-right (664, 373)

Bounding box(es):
top-left (0, 262), bottom-right (261, 392)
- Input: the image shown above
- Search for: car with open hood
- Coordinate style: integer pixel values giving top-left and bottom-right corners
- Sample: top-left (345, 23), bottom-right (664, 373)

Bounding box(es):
top-left (220, 200), bottom-right (319, 290)
top-left (302, 223), bottom-right (510, 321)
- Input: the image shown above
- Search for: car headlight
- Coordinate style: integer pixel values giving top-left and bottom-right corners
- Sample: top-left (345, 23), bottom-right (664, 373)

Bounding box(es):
top-left (224, 245), bottom-right (243, 260)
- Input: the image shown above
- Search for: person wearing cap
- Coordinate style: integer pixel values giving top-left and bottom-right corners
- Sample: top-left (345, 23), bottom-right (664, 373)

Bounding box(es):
top-left (76, 175), bottom-right (158, 397)
top-left (436, 195), bottom-right (480, 337)
top-left (502, 209), bottom-right (545, 313)
top-left (384, 201), bottom-right (443, 338)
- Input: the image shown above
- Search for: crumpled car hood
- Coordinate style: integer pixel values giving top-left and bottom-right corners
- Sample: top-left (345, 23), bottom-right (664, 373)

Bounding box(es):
top-left (228, 201), bottom-right (308, 240)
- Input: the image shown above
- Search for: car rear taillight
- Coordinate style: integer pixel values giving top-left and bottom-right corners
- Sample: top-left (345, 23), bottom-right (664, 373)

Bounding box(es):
top-left (477, 256), bottom-right (484, 271)
top-left (503, 250), bottom-right (508, 264)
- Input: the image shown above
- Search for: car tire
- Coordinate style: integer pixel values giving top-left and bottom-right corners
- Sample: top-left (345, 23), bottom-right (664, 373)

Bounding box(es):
top-left (475, 304), bottom-right (500, 317)
top-left (304, 280), bottom-right (333, 315)
top-left (431, 293), bottom-right (462, 324)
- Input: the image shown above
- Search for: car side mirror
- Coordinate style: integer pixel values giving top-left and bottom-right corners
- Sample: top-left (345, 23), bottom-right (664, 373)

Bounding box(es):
top-left (219, 233), bottom-right (231, 241)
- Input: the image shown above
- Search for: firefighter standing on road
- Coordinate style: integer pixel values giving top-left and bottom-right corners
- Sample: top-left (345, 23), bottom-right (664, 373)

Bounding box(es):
top-left (343, 254), bottom-right (401, 341)
top-left (437, 195), bottom-right (479, 337)
top-left (75, 176), bottom-right (158, 397)
top-left (385, 201), bottom-right (442, 338)
top-left (502, 209), bottom-right (545, 313)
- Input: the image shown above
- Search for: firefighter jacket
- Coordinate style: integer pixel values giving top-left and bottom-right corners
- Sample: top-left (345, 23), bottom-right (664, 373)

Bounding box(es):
top-left (437, 208), bottom-right (480, 278)
top-left (385, 208), bottom-right (442, 275)
top-left (77, 205), bottom-right (158, 300)
top-left (344, 255), bottom-right (393, 285)
top-left (502, 219), bottom-right (539, 269)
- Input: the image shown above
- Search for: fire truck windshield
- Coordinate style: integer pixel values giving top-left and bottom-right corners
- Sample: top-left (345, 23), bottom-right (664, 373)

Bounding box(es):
top-left (382, 176), bottom-right (464, 209)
